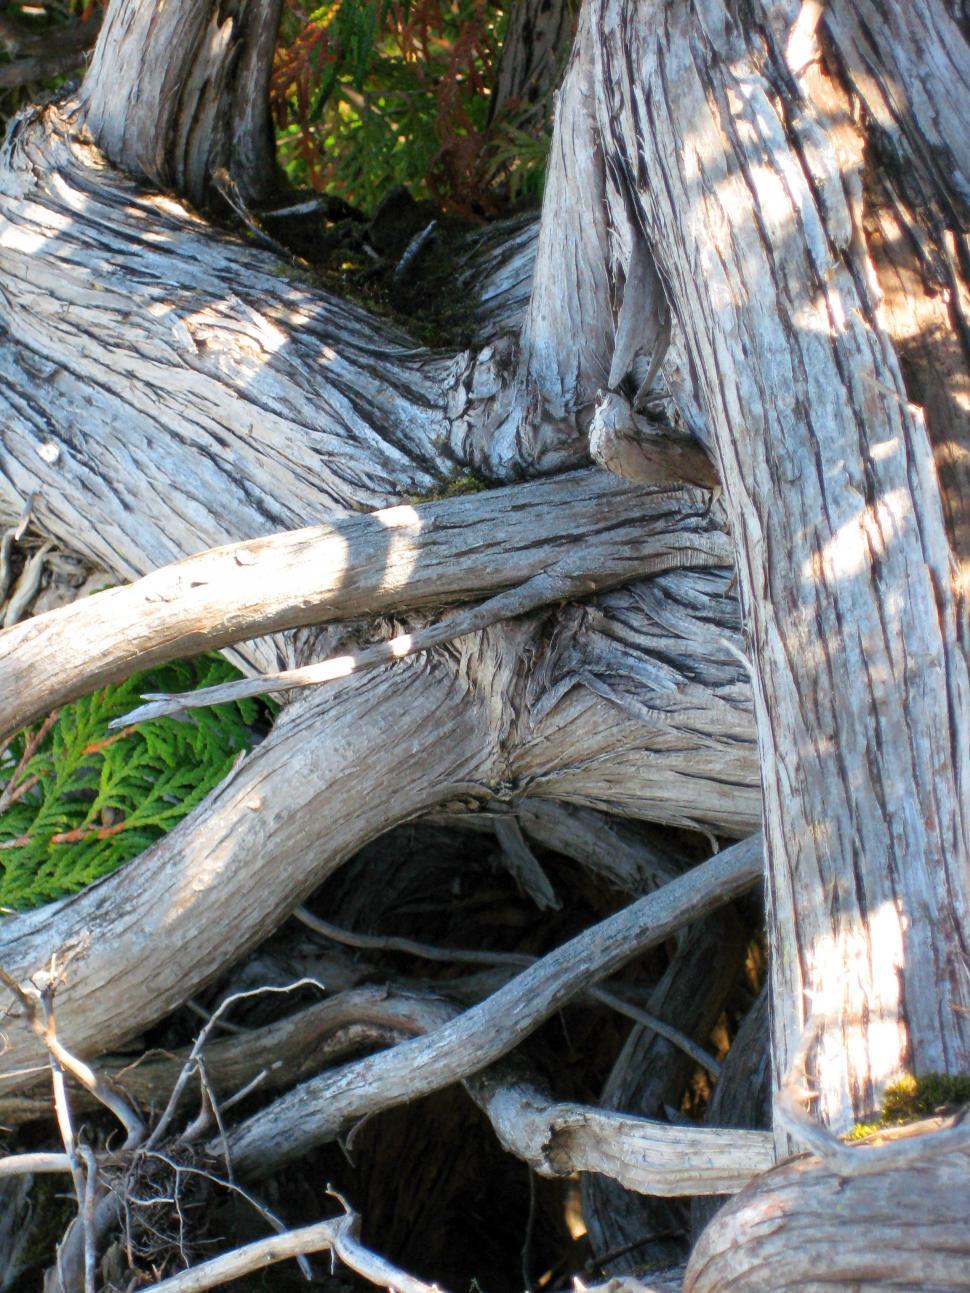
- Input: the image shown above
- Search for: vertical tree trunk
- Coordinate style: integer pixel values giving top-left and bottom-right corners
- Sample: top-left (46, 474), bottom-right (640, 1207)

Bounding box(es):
top-left (575, 0), bottom-right (970, 1136)
top-left (79, 0), bottom-right (282, 205)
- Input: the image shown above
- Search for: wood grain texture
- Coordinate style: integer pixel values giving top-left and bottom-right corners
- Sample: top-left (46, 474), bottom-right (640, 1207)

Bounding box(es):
top-left (223, 836), bottom-right (763, 1174)
top-left (0, 470), bottom-right (732, 737)
top-left (577, 0), bottom-right (970, 1136)
top-left (79, 0), bottom-right (281, 205)
top-left (685, 1126), bottom-right (970, 1292)
top-left (0, 660), bottom-right (489, 1094)
top-left (467, 1060), bottom-right (774, 1197)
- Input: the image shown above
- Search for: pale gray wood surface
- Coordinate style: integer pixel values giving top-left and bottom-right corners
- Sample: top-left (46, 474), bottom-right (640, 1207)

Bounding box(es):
top-left (685, 1125), bottom-right (970, 1292)
top-left (570, 0), bottom-right (970, 1138)
top-left (0, 470), bottom-right (732, 736)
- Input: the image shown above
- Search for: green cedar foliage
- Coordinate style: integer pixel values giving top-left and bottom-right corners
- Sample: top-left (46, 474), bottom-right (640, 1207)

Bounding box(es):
top-left (0, 656), bottom-right (264, 912)
top-left (273, 0), bottom-right (551, 215)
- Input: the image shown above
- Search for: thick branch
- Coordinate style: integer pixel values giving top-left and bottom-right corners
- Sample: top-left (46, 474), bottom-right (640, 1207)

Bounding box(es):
top-left (685, 1122), bottom-right (970, 1292)
top-left (594, 0), bottom-right (970, 1132)
top-left (0, 986), bottom-right (433, 1128)
top-left (466, 1064), bottom-right (774, 1196)
top-left (78, 0), bottom-right (282, 206)
top-left (0, 661), bottom-right (488, 1094)
top-left (0, 471), bottom-right (730, 738)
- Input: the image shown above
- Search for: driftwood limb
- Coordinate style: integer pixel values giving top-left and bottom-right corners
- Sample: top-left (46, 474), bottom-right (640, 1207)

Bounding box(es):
top-left (0, 470), bottom-right (730, 739)
top-left (684, 1119), bottom-right (970, 1292)
top-left (465, 1062), bottom-right (774, 1195)
top-left (0, 1152), bottom-right (72, 1178)
top-left (0, 573), bottom-right (760, 1093)
top-left (112, 563), bottom-right (665, 728)
top-left (582, 913), bottom-right (746, 1273)
top-left (144, 1210), bottom-right (451, 1293)
top-left (0, 659), bottom-right (493, 1094)
top-left (293, 909), bottom-right (720, 1075)
top-left (223, 835), bottom-right (763, 1174)
top-left (0, 985), bottom-right (431, 1128)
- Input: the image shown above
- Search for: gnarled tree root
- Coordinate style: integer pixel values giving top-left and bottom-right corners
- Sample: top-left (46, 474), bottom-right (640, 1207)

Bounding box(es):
top-left (685, 1123), bottom-right (970, 1292)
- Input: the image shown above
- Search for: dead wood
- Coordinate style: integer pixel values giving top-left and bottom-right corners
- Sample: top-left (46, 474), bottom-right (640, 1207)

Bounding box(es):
top-left (292, 906), bottom-right (721, 1073)
top-left (597, 0), bottom-right (970, 1138)
top-left (0, 568), bottom-right (760, 1102)
top-left (684, 1121), bottom-right (970, 1292)
top-left (0, 0), bottom-right (967, 1286)
top-left (0, 470), bottom-right (730, 738)
top-left (691, 986), bottom-right (771, 1240)
top-left (222, 835), bottom-right (762, 1175)
top-left (0, 662), bottom-right (488, 1095)
top-left (581, 914), bottom-right (746, 1274)
top-left (465, 1058), bottom-right (773, 1196)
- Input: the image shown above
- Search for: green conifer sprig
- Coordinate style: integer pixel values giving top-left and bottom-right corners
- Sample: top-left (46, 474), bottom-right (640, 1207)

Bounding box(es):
top-left (0, 657), bottom-right (263, 912)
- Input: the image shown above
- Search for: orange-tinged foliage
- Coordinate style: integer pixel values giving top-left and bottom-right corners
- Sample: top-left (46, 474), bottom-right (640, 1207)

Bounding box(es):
top-left (272, 0), bottom-right (551, 215)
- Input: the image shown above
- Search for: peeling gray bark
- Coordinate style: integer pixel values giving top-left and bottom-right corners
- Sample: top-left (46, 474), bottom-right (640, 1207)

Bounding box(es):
top-left (0, 4), bottom-right (761, 1111)
top-left (576, 0), bottom-right (970, 1137)
top-left (0, 470), bottom-right (733, 737)
top-left (79, 0), bottom-right (283, 206)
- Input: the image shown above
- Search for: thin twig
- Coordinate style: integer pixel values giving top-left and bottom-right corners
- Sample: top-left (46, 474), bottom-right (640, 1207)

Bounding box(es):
top-left (219, 1068), bottom-right (269, 1112)
top-left (42, 991), bottom-right (91, 1293)
top-left (148, 978), bottom-right (325, 1149)
top-left (183, 999), bottom-right (250, 1036)
top-left (141, 1151), bottom-right (313, 1282)
top-left (0, 708), bottom-right (59, 814)
top-left (0, 969), bottom-right (145, 1148)
top-left (190, 1059), bottom-right (231, 1172)
top-left (0, 1150), bottom-right (72, 1176)
top-left (521, 1165), bottom-right (536, 1293)
top-left (136, 1209), bottom-right (451, 1293)
top-left (78, 1142), bottom-right (99, 1293)
top-left (292, 910), bottom-right (721, 1076)
top-left (332, 1209), bottom-right (454, 1293)
top-left (111, 568), bottom-right (602, 727)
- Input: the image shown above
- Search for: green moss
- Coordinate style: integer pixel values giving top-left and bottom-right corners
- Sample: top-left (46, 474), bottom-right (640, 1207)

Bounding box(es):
top-left (406, 472), bottom-right (491, 505)
top-left (269, 260), bottom-right (316, 285)
top-left (844, 1073), bottom-right (970, 1141)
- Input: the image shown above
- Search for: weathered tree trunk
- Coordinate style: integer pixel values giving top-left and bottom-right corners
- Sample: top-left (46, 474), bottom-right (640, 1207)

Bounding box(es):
top-left (0, 0), bottom-right (759, 1092)
top-left (0, 0), bottom-right (968, 1287)
top-left (574, 0), bottom-right (970, 1135)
